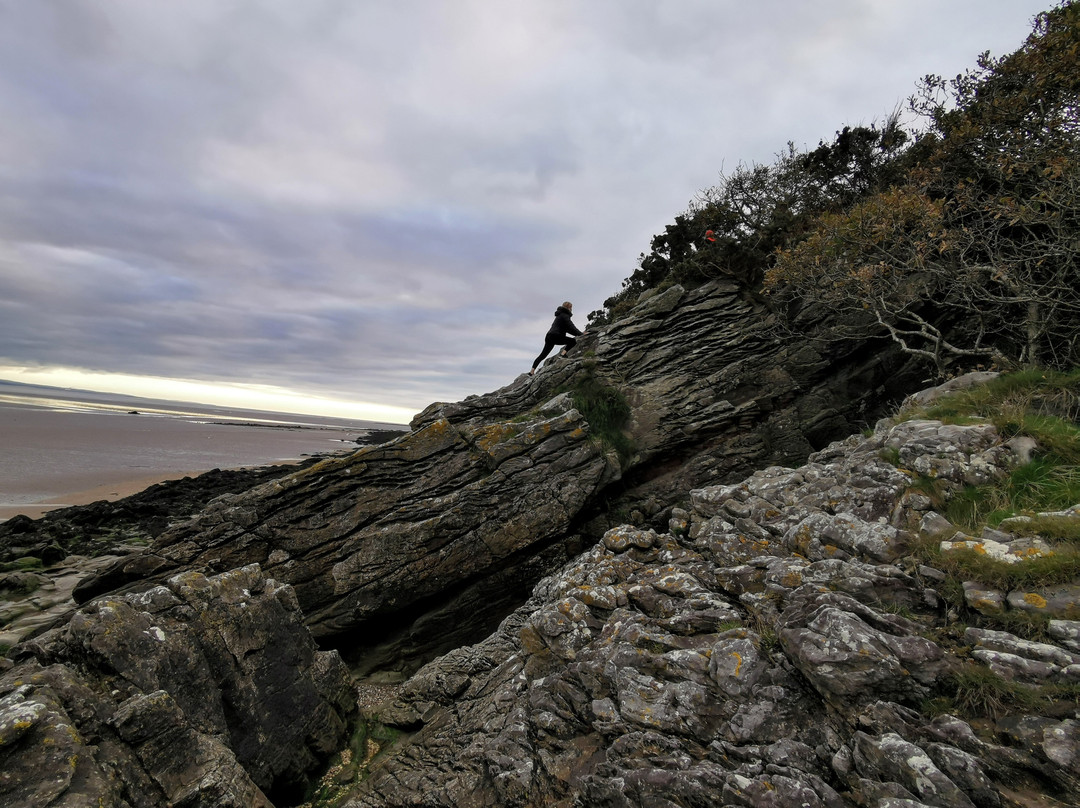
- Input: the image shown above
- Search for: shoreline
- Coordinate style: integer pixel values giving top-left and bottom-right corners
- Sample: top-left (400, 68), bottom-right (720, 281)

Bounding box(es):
top-left (0, 457), bottom-right (320, 523)
top-left (0, 388), bottom-right (410, 524)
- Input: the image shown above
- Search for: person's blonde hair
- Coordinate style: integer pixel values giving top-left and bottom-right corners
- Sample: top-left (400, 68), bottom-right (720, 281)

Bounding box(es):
top-left (562, 301), bottom-right (573, 310)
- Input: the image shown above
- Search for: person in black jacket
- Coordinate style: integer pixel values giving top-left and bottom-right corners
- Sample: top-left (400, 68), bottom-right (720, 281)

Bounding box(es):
top-left (530, 301), bottom-right (585, 376)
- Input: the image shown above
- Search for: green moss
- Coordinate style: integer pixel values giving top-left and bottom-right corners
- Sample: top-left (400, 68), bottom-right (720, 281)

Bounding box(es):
top-left (0, 577), bottom-right (41, 598)
top-left (565, 373), bottom-right (635, 466)
top-left (0, 557), bottom-right (43, 573)
top-left (302, 717), bottom-right (404, 807)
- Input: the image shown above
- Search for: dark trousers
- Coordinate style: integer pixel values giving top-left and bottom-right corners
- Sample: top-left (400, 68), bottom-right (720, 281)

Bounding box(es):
top-left (532, 334), bottom-right (577, 369)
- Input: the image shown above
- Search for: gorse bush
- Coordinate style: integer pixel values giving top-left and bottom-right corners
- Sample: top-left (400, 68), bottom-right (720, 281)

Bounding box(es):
top-left (590, 119), bottom-right (911, 325)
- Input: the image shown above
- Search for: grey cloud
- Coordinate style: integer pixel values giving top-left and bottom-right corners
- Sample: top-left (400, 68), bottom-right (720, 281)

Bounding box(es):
top-left (0, 0), bottom-right (1054, 412)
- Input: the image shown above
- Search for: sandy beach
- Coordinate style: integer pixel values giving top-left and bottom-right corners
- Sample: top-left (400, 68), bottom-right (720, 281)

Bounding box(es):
top-left (0, 384), bottom-right (404, 521)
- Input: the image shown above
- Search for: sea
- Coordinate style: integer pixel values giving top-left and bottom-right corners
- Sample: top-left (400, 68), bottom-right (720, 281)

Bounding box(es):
top-left (0, 379), bottom-right (409, 521)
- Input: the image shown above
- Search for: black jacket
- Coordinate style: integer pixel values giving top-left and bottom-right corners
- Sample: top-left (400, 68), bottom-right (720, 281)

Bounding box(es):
top-left (547, 306), bottom-right (582, 338)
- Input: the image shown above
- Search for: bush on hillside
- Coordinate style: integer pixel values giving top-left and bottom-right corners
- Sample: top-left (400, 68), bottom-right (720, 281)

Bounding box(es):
top-left (766, 1), bottom-right (1080, 372)
top-left (593, 2), bottom-right (1080, 379)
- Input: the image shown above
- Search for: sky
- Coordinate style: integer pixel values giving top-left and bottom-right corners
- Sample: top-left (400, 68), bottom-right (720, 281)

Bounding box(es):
top-left (0, 0), bottom-right (1054, 424)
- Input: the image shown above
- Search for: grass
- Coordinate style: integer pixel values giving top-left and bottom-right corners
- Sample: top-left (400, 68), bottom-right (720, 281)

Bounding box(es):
top-left (565, 372), bottom-right (635, 465)
top-left (899, 369), bottom-right (1080, 531)
top-left (898, 368), bottom-right (1080, 651)
top-left (924, 661), bottom-right (1080, 720)
top-left (911, 531), bottom-right (1080, 592)
top-left (924, 663), bottom-right (1043, 719)
top-left (1009, 514), bottom-right (1080, 541)
top-left (879, 446), bottom-right (902, 467)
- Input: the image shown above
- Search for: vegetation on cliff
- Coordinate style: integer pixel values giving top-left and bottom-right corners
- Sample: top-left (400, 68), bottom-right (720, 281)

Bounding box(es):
top-left (593, 1), bottom-right (1080, 375)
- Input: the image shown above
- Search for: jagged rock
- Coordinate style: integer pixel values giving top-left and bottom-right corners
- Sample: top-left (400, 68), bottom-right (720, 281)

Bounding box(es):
top-left (72, 400), bottom-right (617, 667)
top-left (0, 460), bottom-right (325, 564)
top-left (6, 279), bottom-right (1079, 806)
top-left (0, 565), bottom-right (352, 807)
top-left (1006, 585), bottom-right (1080, 619)
top-left (963, 581), bottom-right (1007, 615)
top-left (849, 732), bottom-right (978, 808)
top-left (60, 280), bottom-right (931, 677)
top-left (902, 371), bottom-right (1001, 408)
top-left (333, 413), bottom-right (1076, 808)
top-left (1049, 619), bottom-right (1080, 652)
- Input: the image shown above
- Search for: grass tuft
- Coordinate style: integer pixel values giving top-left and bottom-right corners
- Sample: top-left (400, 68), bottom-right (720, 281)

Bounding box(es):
top-left (566, 373), bottom-right (635, 465)
top-left (938, 663), bottom-right (1042, 718)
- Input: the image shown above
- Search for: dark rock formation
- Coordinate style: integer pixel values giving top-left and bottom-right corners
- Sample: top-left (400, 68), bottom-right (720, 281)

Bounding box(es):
top-left (96, 395), bottom-right (618, 672)
top-left (0, 564), bottom-right (353, 807)
top-left (2, 264), bottom-right (1079, 807)
top-left (0, 460), bottom-right (324, 564)
top-left (71, 281), bottom-right (923, 676)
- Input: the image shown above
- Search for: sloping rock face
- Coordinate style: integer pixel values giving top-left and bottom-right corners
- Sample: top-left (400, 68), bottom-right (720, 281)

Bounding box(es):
top-left (81, 395), bottom-right (618, 668)
top-left (342, 416), bottom-right (1080, 808)
top-left (0, 565), bottom-right (353, 808)
top-left (417, 282), bottom-right (922, 513)
top-left (72, 280), bottom-right (921, 675)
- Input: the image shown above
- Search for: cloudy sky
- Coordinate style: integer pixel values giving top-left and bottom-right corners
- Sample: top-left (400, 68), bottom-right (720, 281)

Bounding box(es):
top-left (0, 1), bottom-right (1052, 423)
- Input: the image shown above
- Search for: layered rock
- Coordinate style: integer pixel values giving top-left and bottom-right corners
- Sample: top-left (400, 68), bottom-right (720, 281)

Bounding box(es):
top-left (0, 564), bottom-right (353, 807)
top-left (72, 394), bottom-right (617, 669)
top-left (71, 281), bottom-right (923, 674)
top-left (340, 414), bottom-right (1080, 808)
top-left (3, 280), bottom-right (1026, 807)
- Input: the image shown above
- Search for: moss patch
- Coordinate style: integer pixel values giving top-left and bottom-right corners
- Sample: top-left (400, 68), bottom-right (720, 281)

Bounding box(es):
top-left (564, 373), bottom-right (635, 466)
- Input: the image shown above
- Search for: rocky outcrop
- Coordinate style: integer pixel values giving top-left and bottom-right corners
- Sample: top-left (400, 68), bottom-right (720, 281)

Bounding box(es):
top-left (0, 460), bottom-right (326, 565)
top-left (1, 280), bottom-right (1012, 807)
top-left (0, 564), bottom-right (353, 807)
top-left (78, 394), bottom-right (618, 670)
top-left (70, 281), bottom-right (923, 676)
top-left (337, 414), bottom-right (1080, 808)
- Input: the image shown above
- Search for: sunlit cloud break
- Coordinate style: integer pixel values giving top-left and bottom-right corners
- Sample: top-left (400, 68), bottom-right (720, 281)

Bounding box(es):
top-left (0, 365), bottom-right (415, 425)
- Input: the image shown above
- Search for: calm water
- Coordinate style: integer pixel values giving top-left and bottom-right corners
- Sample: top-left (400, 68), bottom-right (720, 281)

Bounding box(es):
top-left (0, 380), bottom-right (408, 518)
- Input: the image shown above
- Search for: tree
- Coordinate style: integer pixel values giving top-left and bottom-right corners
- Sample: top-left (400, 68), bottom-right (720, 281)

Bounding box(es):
top-left (590, 119), bottom-right (911, 325)
top-left (765, 1), bottom-right (1080, 372)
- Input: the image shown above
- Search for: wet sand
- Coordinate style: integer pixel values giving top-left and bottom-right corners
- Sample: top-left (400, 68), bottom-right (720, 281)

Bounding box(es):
top-left (0, 391), bottom-right (402, 521)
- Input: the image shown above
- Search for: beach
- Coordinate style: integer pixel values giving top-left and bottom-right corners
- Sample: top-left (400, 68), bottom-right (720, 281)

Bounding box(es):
top-left (0, 381), bottom-right (407, 521)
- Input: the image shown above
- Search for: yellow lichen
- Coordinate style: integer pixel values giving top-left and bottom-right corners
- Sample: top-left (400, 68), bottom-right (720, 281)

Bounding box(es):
top-left (1023, 593), bottom-right (1049, 608)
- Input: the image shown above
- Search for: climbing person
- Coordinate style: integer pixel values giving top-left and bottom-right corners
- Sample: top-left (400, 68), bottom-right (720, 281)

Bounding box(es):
top-left (530, 301), bottom-right (585, 376)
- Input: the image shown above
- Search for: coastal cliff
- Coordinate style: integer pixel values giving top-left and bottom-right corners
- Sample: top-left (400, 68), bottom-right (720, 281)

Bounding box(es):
top-left (2, 280), bottom-right (1080, 807)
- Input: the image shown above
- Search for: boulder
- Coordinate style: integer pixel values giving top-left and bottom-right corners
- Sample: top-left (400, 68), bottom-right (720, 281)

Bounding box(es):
top-left (0, 565), bottom-right (353, 807)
